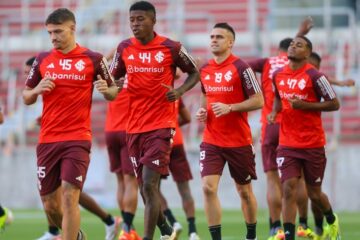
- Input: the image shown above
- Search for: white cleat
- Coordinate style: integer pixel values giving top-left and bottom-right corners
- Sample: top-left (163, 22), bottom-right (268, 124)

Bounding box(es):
top-left (173, 222), bottom-right (182, 237)
top-left (36, 232), bottom-right (61, 240)
top-left (160, 229), bottom-right (177, 240)
top-left (189, 232), bottom-right (200, 240)
top-left (105, 216), bottom-right (122, 240)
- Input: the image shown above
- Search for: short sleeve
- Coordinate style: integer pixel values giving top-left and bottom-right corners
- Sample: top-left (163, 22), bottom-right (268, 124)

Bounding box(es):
top-left (313, 74), bottom-right (337, 101)
top-left (235, 60), bottom-right (261, 98)
top-left (96, 56), bottom-right (114, 86)
top-left (173, 44), bottom-right (197, 74)
top-left (25, 54), bottom-right (44, 89)
top-left (110, 42), bottom-right (127, 80)
top-left (247, 58), bottom-right (267, 73)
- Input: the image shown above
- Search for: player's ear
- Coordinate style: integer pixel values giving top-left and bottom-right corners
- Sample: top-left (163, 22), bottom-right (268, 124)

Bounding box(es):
top-left (70, 23), bottom-right (76, 33)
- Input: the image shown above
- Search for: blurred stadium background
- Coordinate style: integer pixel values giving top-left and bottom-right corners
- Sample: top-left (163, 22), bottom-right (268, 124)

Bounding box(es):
top-left (0, 0), bottom-right (359, 214)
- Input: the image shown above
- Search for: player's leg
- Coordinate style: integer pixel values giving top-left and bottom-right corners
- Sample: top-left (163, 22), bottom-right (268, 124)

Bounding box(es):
top-left (296, 176), bottom-right (314, 238)
top-left (202, 175), bottom-right (221, 240)
top-left (141, 165), bottom-right (172, 239)
top-left (261, 123), bottom-right (284, 239)
top-left (61, 181), bottom-right (81, 240)
top-left (61, 140), bottom-right (92, 240)
top-left (311, 201), bottom-right (325, 237)
top-left (120, 173), bottom-right (140, 240)
top-left (303, 148), bottom-right (340, 240)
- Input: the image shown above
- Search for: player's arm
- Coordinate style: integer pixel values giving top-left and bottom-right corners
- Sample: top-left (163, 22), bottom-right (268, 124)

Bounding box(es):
top-left (196, 92), bottom-right (207, 122)
top-left (289, 74), bottom-right (340, 111)
top-left (296, 16), bottom-right (314, 37)
top-left (327, 77), bottom-right (355, 87)
top-left (178, 100), bottom-right (191, 126)
top-left (0, 107), bottom-right (4, 124)
top-left (94, 57), bottom-right (118, 101)
top-left (268, 72), bottom-right (282, 124)
top-left (23, 77), bottom-right (56, 105)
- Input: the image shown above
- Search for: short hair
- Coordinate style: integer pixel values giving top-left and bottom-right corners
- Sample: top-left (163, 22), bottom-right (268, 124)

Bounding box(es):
top-left (213, 22), bottom-right (235, 40)
top-left (46, 8), bottom-right (76, 25)
top-left (297, 36), bottom-right (313, 51)
top-left (310, 52), bottom-right (322, 64)
top-left (279, 38), bottom-right (293, 51)
top-left (25, 56), bottom-right (36, 66)
top-left (129, 1), bottom-right (156, 17)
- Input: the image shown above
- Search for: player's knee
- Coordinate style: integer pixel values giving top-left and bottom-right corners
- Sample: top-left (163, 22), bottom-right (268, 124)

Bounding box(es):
top-left (142, 181), bottom-right (157, 197)
top-left (43, 199), bottom-right (61, 216)
top-left (202, 182), bottom-right (217, 197)
top-left (282, 181), bottom-right (297, 201)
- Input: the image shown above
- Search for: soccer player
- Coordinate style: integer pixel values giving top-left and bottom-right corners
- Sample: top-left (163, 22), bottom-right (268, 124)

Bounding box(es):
top-left (308, 52), bottom-right (355, 87)
top-left (0, 107), bottom-right (14, 233)
top-left (22, 8), bottom-right (118, 240)
top-left (159, 97), bottom-right (200, 240)
top-left (269, 36), bottom-right (341, 240)
top-left (247, 17), bottom-right (314, 240)
top-left (104, 76), bottom-right (141, 240)
top-left (196, 22), bottom-right (263, 240)
top-left (22, 56), bottom-right (121, 240)
top-left (110, 1), bottom-right (199, 240)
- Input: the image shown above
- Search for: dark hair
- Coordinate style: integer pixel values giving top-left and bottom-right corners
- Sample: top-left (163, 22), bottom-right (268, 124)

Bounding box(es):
top-left (279, 38), bottom-right (293, 51)
top-left (26, 56), bottom-right (36, 66)
top-left (130, 1), bottom-right (156, 16)
top-left (310, 52), bottom-right (321, 64)
top-left (46, 8), bottom-right (76, 25)
top-left (297, 36), bottom-right (313, 51)
top-left (213, 22), bottom-right (235, 40)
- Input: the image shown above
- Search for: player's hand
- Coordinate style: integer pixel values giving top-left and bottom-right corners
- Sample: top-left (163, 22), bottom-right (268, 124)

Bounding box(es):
top-left (267, 111), bottom-right (277, 124)
top-left (161, 83), bottom-right (181, 102)
top-left (35, 77), bottom-right (56, 94)
top-left (114, 77), bottom-right (126, 92)
top-left (340, 79), bottom-right (355, 87)
top-left (196, 107), bottom-right (207, 122)
top-left (288, 96), bottom-right (305, 109)
top-left (211, 102), bottom-right (231, 117)
top-left (297, 16), bottom-right (314, 36)
top-left (94, 75), bottom-right (109, 94)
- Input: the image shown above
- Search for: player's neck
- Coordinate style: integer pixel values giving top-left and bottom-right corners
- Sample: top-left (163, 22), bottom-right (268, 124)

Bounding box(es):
top-left (137, 32), bottom-right (155, 45)
top-left (213, 51), bottom-right (231, 64)
top-left (59, 41), bottom-right (77, 54)
top-left (289, 59), bottom-right (306, 70)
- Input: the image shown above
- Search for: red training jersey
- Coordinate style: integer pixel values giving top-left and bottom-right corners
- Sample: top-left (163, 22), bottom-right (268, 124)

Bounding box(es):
top-left (200, 54), bottom-right (262, 147)
top-left (172, 98), bottom-right (185, 146)
top-left (26, 44), bottom-right (114, 143)
top-left (273, 63), bottom-right (337, 148)
top-left (248, 52), bottom-right (289, 124)
top-left (110, 32), bottom-right (197, 134)
top-left (105, 76), bottom-right (129, 132)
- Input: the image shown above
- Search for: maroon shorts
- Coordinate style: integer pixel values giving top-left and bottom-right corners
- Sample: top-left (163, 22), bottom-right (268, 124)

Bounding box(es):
top-left (276, 145), bottom-right (327, 186)
top-left (105, 131), bottom-right (134, 175)
top-left (261, 123), bottom-right (280, 172)
top-left (199, 142), bottom-right (257, 185)
top-left (169, 144), bottom-right (193, 182)
top-left (126, 128), bottom-right (173, 182)
top-left (36, 140), bottom-right (91, 196)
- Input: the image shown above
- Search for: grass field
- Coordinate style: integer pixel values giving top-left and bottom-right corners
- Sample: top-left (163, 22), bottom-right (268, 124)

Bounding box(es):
top-left (1, 209), bottom-right (359, 239)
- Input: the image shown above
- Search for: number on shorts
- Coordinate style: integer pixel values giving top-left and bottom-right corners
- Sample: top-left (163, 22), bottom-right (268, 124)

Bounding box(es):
top-left (130, 156), bottom-right (137, 168)
top-left (200, 150), bottom-right (206, 160)
top-left (276, 157), bottom-right (285, 167)
top-left (37, 166), bottom-right (46, 178)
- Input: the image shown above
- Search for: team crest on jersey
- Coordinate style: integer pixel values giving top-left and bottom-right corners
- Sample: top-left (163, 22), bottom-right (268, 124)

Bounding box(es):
top-left (298, 79), bottom-right (306, 90)
top-left (75, 60), bottom-right (85, 72)
top-left (224, 70), bottom-right (233, 82)
top-left (155, 51), bottom-right (165, 63)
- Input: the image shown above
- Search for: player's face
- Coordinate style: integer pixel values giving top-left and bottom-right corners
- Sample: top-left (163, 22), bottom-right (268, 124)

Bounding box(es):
top-left (129, 10), bottom-right (155, 42)
top-left (46, 21), bottom-right (75, 50)
top-left (287, 37), bottom-right (310, 61)
top-left (24, 65), bottom-right (31, 78)
top-left (210, 28), bottom-right (234, 55)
